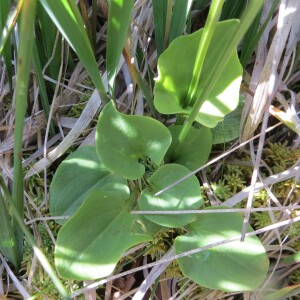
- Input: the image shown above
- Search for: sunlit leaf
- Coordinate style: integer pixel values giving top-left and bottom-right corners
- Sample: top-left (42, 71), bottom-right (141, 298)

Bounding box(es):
top-left (154, 20), bottom-right (242, 128)
top-left (138, 164), bottom-right (203, 228)
top-left (96, 102), bottom-right (172, 179)
top-left (175, 207), bottom-right (269, 291)
top-left (55, 184), bottom-right (151, 280)
top-left (49, 146), bottom-right (125, 223)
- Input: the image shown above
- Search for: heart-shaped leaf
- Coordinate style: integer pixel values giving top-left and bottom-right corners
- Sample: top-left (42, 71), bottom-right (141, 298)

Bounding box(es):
top-left (138, 164), bottom-right (203, 228)
top-left (165, 125), bottom-right (212, 170)
top-left (96, 102), bottom-right (172, 179)
top-left (174, 207), bottom-right (269, 291)
top-left (154, 20), bottom-right (242, 128)
top-left (49, 146), bottom-right (125, 224)
top-left (55, 184), bottom-right (151, 280)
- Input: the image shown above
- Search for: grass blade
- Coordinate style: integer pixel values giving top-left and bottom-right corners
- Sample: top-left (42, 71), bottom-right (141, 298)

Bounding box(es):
top-left (39, 0), bottom-right (108, 103)
top-left (168, 0), bottom-right (193, 44)
top-left (12, 0), bottom-right (37, 266)
top-left (107, 0), bottom-right (134, 97)
top-left (220, 0), bottom-right (247, 20)
top-left (152, 0), bottom-right (167, 56)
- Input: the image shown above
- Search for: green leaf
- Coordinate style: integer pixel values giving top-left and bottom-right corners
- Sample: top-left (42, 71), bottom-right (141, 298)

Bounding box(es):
top-left (138, 164), bottom-right (203, 228)
top-left (55, 184), bottom-right (151, 280)
top-left (168, 0), bottom-right (193, 44)
top-left (152, 0), bottom-right (167, 56)
top-left (174, 207), bottom-right (269, 292)
top-left (165, 125), bottom-right (212, 170)
top-left (96, 102), bottom-right (172, 179)
top-left (220, 0), bottom-right (247, 20)
top-left (212, 97), bottom-right (244, 144)
top-left (49, 146), bottom-right (125, 224)
top-left (154, 20), bottom-right (243, 128)
top-left (39, 0), bottom-right (108, 102)
top-left (107, 0), bottom-right (134, 94)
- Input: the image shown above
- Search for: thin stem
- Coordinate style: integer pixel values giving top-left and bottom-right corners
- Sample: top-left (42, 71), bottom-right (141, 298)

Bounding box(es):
top-left (0, 177), bottom-right (70, 299)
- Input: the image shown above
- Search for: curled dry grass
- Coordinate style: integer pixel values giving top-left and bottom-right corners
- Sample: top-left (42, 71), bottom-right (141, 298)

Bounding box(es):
top-left (0, 0), bottom-right (300, 299)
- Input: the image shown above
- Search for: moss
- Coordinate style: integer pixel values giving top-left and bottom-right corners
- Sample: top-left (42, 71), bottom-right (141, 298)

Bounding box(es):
top-left (165, 260), bottom-right (182, 278)
top-left (210, 162), bottom-right (250, 201)
top-left (263, 141), bottom-right (300, 173)
top-left (145, 229), bottom-right (179, 260)
top-left (273, 179), bottom-right (300, 202)
top-left (252, 212), bottom-right (273, 229)
top-left (211, 180), bottom-right (232, 201)
top-left (223, 172), bottom-right (246, 194)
